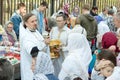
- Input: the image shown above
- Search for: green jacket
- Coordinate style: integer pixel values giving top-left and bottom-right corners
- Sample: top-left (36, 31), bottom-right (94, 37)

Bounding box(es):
top-left (80, 14), bottom-right (98, 41)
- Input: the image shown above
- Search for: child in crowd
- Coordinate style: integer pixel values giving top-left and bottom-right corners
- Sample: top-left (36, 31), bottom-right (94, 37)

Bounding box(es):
top-left (91, 49), bottom-right (116, 80)
top-left (31, 51), bottom-right (58, 80)
top-left (95, 60), bottom-right (114, 78)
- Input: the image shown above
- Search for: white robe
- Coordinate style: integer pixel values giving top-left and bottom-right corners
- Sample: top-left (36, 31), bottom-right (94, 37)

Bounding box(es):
top-left (20, 27), bottom-right (46, 80)
top-left (70, 24), bottom-right (87, 37)
top-left (97, 21), bottom-right (110, 48)
top-left (59, 33), bottom-right (92, 80)
top-left (49, 26), bottom-right (70, 76)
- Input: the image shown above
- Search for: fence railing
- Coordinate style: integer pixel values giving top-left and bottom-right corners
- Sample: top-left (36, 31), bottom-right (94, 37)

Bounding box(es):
top-left (0, 0), bottom-right (120, 25)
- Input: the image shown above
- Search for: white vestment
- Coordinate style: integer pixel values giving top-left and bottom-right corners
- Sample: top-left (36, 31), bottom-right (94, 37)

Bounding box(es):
top-left (20, 27), bottom-right (46, 80)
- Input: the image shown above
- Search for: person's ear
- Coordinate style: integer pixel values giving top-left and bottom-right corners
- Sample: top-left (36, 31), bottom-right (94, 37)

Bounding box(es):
top-left (25, 22), bottom-right (28, 27)
top-left (108, 45), bottom-right (116, 52)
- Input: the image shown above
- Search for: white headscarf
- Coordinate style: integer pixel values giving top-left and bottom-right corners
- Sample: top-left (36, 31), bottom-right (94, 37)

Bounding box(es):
top-left (67, 33), bottom-right (92, 67)
top-left (59, 33), bottom-right (92, 80)
top-left (34, 51), bottom-right (54, 75)
top-left (98, 21), bottom-right (110, 35)
top-left (70, 24), bottom-right (87, 37)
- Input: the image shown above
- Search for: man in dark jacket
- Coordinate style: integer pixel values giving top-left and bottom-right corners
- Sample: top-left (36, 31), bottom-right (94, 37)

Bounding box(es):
top-left (80, 4), bottom-right (98, 41)
top-left (90, 6), bottom-right (98, 16)
top-left (80, 4), bottom-right (98, 53)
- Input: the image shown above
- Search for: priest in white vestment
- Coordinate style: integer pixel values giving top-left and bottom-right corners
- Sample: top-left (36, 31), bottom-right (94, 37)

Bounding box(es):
top-left (20, 13), bottom-right (49, 80)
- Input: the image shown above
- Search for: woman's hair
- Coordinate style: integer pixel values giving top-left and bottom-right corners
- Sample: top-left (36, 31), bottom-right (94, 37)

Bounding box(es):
top-left (75, 17), bottom-right (80, 24)
top-left (97, 49), bottom-right (116, 66)
top-left (73, 77), bottom-right (82, 80)
top-left (40, 1), bottom-right (48, 8)
top-left (23, 13), bottom-right (35, 28)
top-left (101, 62), bottom-right (115, 70)
top-left (82, 4), bottom-right (90, 10)
top-left (0, 59), bottom-right (14, 80)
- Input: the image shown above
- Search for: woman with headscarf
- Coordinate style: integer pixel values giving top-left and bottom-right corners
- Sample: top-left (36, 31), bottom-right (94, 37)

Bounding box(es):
top-left (94, 16), bottom-right (110, 48)
top-left (59, 33), bottom-right (92, 80)
top-left (70, 6), bottom-right (80, 17)
top-left (102, 32), bottom-right (119, 53)
top-left (89, 32), bottom-right (119, 75)
top-left (4, 21), bottom-right (17, 46)
top-left (51, 3), bottom-right (69, 19)
top-left (70, 6), bottom-right (80, 28)
top-left (0, 25), bottom-right (12, 46)
top-left (33, 51), bottom-right (58, 80)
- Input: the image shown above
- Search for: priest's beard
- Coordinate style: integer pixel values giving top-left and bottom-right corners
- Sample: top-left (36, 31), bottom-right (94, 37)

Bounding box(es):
top-left (28, 26), bottom-right (37, 31)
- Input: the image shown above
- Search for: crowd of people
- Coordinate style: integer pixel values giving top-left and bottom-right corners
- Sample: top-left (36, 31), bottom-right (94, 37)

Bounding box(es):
top-left (0, 1), bottom-right (120, 80)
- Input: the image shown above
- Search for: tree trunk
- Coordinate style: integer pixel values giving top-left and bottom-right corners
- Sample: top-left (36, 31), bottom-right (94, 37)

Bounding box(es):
top-left (0, 0), bottom-right (3, 25)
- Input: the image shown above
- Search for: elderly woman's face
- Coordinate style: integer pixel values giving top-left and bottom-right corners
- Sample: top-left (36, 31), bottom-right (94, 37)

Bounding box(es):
top-left (25, 15), bottom-right (37, 30)
top-left (7, 23), bottom-right (13, 32)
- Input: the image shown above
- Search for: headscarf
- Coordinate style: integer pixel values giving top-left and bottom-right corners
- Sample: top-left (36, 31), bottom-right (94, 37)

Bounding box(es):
top-left (4, 21), bottom-right (17, 41)
top-left (59, 33), bottom-right (92, 80)
top-left (70, 24), bottom-right (87, 37)
top-left (67, 33), bottom-right (92, 68)
top-left (102, 32), bottom-right (118, 49)
top-left (71, 6), bottom-right (80, 17)
top-left (97, 21), bottom-right (110, 35)
top-left (33, 52), bottom-right (58, 80)
top-left (63, 3), bottom-right (69, 15)
top-left (34, 52), bottom-right (54, 80)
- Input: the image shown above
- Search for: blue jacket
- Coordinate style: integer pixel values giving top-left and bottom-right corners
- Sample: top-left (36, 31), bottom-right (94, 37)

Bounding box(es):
top-left (32, 9), bottom-right (45, 34)
top-left (10, 11), bottom-right (22, 39)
